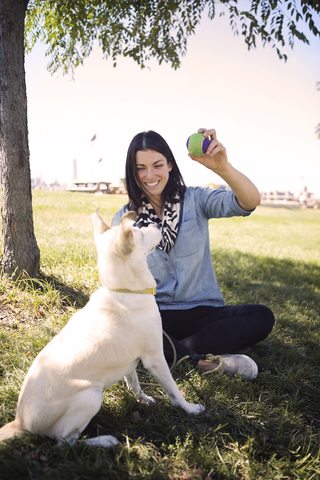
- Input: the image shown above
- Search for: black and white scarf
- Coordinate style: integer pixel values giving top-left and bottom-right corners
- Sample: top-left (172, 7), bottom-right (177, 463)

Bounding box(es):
top-left (136, 195), bottom-right (181, 252)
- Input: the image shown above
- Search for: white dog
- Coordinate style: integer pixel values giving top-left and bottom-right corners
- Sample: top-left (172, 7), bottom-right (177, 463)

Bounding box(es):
top-left (0, 210), bottom-right (204, 447)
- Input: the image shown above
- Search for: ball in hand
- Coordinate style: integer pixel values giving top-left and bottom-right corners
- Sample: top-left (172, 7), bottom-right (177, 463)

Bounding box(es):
top-left (186, 133), bottom-right (210, 156)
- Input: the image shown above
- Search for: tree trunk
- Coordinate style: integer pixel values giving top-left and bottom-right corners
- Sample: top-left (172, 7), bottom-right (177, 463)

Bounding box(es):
top-left (0, 0), bottom-right (40, 278)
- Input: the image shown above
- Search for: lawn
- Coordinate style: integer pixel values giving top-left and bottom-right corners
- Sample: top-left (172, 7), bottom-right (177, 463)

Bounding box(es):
top-left (0, 191), bottom-right (319, 480)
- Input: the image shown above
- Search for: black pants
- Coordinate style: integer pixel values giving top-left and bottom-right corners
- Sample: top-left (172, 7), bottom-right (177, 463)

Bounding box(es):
top-left (160, 304), bottom-right (275, 366)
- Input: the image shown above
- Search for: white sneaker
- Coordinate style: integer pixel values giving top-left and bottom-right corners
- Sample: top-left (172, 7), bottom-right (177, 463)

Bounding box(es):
top-left (220, 354), bottom-right (258, 380)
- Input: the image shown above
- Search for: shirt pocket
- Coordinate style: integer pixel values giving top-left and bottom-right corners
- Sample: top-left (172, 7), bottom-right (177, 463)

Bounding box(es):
top-left (174, 219), bottom-right (199, 258)
top-left (147, 251), bottom-right (157, 269)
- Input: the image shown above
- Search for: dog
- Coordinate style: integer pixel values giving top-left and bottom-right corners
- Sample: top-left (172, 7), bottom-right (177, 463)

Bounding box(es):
top-left (0, 210), bottom-right (204, 447)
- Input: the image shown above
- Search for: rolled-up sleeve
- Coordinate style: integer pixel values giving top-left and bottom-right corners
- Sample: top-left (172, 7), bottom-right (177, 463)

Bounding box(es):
top-left (196, 188), bottom-right (255, 219)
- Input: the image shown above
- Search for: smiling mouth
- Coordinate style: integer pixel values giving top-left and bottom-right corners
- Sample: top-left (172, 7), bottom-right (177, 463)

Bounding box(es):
top-left (145, 181), bottom-right (160, 187)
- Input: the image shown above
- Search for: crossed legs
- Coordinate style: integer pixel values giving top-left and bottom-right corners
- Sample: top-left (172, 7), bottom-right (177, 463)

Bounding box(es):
top-left (161, 304), bottom-right (275, 366)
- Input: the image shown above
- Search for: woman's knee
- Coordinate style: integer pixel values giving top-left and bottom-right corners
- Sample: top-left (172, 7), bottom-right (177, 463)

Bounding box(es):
top-left (238, 303), bottom-right (275, 338)
top-left (255, 304), bottom-right (275, 336)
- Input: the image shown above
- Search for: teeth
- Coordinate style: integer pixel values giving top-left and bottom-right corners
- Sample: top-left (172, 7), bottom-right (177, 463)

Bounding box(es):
top-left (146, 181), bottom-right (159, 187)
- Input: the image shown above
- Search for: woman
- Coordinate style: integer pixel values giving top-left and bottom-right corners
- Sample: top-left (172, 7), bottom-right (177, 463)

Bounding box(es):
top-left (111, 128), bottom-right (275, 379)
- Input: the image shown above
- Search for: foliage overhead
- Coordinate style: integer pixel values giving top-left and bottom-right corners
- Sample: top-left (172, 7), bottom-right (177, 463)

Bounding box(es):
top-left (25, 0), bottom-right (320, 75)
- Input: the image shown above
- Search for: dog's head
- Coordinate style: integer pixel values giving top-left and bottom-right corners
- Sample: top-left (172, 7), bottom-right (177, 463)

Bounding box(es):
top-left (91, 209), bottom-right (161, 290)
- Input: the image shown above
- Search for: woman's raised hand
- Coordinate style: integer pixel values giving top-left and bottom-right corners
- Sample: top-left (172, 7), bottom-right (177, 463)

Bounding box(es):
top-left (188, 128), bottom-right (229, 173)
top-left (188, 127), bottom-right (261, 210)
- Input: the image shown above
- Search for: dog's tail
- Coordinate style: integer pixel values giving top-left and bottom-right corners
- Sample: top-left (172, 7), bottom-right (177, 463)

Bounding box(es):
top-left (0, 420), bottom-right (24, 441)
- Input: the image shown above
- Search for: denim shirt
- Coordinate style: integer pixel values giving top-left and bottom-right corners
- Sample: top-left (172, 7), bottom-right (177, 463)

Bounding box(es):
top-left (111, 187), bottom-right (253, 310)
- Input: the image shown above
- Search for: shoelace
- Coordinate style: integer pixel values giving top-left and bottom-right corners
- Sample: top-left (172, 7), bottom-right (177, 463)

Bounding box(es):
top-left (201, 354), bottom-right (224, 375)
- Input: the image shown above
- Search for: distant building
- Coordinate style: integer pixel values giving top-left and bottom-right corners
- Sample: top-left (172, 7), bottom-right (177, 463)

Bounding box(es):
top-left (298, 186), bottom-right (318, 208)
top-left (259, 187), bottom-right (319, 208)
top-left (260, 190), bottom-right (296, 202)
top-left (31, 175), bottom-right (46, 189)
top-left (31, 174), bottom-right (66, 191)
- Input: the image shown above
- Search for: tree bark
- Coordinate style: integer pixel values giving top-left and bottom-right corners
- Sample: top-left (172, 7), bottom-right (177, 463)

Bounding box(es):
top-left (0, 0), bottom-right (40, 278)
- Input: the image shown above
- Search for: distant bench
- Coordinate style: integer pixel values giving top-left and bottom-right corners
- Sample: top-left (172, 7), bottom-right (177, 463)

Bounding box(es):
top-left (67, 182), bottom-right (112, 194)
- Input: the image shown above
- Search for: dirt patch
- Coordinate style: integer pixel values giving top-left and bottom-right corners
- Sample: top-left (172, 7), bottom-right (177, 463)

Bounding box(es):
top-left (0, 304), bottom-right (45, 329)
top-left (0, 305), bottom-right (22, 329)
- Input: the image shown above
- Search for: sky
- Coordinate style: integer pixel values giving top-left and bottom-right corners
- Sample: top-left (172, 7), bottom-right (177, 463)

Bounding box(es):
top-left (25, 5), bottom-right (320, 197)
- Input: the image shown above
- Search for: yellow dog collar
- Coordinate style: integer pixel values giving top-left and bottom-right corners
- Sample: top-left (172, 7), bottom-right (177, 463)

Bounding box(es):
top-left (109, 287), bottom-right (156, 295)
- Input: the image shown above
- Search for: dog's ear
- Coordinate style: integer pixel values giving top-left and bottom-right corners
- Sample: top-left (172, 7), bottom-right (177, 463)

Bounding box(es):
top-left (122, 211), bottom-right (137, 223)
top-left (115, 211), bottom-right (137, 256)
top-left (91, 209), bottom-right (110, 241)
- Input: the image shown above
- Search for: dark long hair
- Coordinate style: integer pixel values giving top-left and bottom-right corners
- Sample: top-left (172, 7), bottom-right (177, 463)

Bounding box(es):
top-left (125, 130), bottom-right (186, 212)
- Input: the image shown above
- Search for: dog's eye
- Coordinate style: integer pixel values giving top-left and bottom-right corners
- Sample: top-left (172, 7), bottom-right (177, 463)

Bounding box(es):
top-left (133, 227), bottom-right (144, 244)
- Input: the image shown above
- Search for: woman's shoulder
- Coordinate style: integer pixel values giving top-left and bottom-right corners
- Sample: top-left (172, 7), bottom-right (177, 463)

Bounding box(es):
top-left (184, 185), bottom-right (216, 194)
top-left (183, 185), bottom-right (217, 203)
top-left (111, 204), bottom-right (129, 226)
top-left (185, 185), bottom-right (235, 200)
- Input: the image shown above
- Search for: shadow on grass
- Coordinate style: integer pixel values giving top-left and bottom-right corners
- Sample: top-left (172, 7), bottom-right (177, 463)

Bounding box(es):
top-left (0, 271), bottom-right (90, 333)
top-left (0, 270), bottom-right (91, 311)
top-left (1, 360), bottom-right (317, 480)
top-left (213, 251), bottom-right (320, 382)
top-left (37, 271), bottom-right (91, 309)
top-left (0, 251), bottom-right (319, 479)
top-left (213, 247), bottom-right (320, 292)
top-left (213, 248), bottom-right (320, 330)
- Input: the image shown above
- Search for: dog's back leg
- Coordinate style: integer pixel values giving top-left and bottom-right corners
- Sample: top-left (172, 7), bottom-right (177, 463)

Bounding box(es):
top-left (142, 356), bottom-right (205, 415)
top-left (48, 387), bottom-right (119, 447)
top-left (0, 420), bottom-right (24, 441)
top-left (124, 370), bottom-right (156, 404)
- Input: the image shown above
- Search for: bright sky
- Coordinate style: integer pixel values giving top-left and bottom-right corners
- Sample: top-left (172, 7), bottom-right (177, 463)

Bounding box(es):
top-left (25, 7), bottom-right (320, 196)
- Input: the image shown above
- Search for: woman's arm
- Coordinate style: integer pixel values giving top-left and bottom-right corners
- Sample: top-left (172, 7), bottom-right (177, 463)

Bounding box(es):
top-left (188, 128), bottom-right (261, 211)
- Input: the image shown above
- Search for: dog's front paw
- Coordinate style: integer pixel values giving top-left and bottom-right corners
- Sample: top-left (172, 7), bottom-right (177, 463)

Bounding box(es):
top-left (185, 402), bottom-right (205, 415)
top-left (85, 435), bottom-right (120, 448)
top-left (138, 392), bottom-right (156, 405)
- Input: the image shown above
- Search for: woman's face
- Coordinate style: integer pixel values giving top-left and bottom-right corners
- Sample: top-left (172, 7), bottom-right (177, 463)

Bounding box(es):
top-left (135, 149), bottom-right (172, 202)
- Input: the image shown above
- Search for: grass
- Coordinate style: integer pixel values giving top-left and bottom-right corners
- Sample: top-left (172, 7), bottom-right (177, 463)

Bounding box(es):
top-left (0, 191), bottom-right (320, 479)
